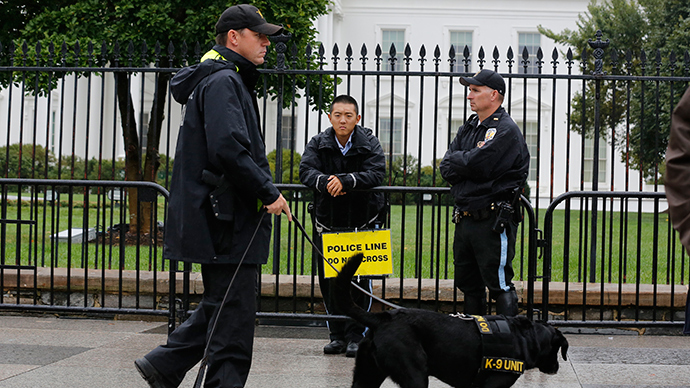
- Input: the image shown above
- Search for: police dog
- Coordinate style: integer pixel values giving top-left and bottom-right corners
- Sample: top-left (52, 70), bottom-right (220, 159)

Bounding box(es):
top-left (334, 253), bottom-right (568, 388)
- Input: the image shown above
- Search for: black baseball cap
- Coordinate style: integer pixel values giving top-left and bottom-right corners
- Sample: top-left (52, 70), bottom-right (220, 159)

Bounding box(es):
top-left (459, 69), bottom-right (505, 95)
top-left (215, 4), bottom-right (283, 36)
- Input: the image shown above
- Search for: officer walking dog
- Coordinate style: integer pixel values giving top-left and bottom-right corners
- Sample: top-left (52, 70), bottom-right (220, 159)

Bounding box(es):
top-left (335, 253), bottom-right (568, 388)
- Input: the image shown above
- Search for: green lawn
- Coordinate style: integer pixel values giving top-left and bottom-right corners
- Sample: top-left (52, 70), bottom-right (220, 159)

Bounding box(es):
top-left (265, 202), bottom-right (453, 279)
top-left (2, 198), bottom-right (687, 286)
top-left (1, 192), bottom-right (167, 271)
top-left (545, 204), bottom-right (687, 285)
top-left (267, 202), bottom-right (688, 285)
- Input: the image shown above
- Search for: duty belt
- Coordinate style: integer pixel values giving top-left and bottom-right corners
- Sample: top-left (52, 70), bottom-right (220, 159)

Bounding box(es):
top-left (452, 207), bottom-right (493, 222)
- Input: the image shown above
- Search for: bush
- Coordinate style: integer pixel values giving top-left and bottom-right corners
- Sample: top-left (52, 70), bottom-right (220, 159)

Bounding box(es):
top-left (385, 154), bottom-right (451, 205)
top-left (0, 143), bottom-right (54, 179)
top-left (0, 142), bottom-right (171, 188)
top-left (268, 148), bottom-right (302, 184)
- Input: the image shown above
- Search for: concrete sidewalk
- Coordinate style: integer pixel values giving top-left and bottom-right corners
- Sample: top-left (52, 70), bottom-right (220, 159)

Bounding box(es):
top-left (0, 314), bottom-right (689, 388)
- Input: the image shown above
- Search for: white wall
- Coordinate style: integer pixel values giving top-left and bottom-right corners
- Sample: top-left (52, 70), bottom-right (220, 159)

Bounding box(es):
top-left (0, 71), bottom-right (183, 174)
top-left (265, 0), bottom-right (650, 209)
top-left (2, 0), bottom-right (658, 210)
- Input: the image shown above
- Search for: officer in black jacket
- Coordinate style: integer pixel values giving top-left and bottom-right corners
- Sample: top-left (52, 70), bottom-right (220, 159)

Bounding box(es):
top-left (440, 69), bottom-right (529, 317)
top-left (134, 5), bottom-right (292, 388)
top-left (300, 95), bottom-right (386, 357)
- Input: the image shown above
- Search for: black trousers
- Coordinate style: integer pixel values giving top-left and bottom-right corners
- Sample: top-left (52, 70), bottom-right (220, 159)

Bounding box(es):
top-left (145, 263), bottom-right (258, 388)
top-left (314, 231), bottom-right (372, 343)
top-left (453, 212), bottom-right (517, 300)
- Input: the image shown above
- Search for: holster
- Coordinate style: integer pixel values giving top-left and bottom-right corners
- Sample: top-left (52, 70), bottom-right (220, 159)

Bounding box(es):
top-left (202, 169), bottom-right (234, 222)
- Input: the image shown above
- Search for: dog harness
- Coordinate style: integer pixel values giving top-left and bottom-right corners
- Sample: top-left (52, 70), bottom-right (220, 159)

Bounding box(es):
top-left (450, 314), bottom-right (524, 386)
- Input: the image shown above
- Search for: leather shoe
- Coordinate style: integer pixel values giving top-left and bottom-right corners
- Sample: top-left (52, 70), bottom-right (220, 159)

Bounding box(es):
top-left (323, 339), bottom-right (347, 354)
top-left (134, 357), bottom-right (174, 388)
top-left (345, 341), bottom-right (358, 358)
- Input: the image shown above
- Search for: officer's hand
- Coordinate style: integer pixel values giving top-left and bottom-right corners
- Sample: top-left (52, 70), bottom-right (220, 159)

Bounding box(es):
top-left (265, 194), bottom-right (292, 221)
top-left (326, 175), bottom-right (346, 197)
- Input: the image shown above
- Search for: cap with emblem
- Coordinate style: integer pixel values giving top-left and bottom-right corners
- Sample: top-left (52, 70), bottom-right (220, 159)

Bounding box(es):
top-left (459, 69), bottom-right (505, 96)
top-left (215, 4), bottom-right (283, 36)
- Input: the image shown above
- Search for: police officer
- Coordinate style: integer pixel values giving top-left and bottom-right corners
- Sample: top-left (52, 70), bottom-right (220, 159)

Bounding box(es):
top-left (440, 69), bottom-right (529, 316)
top-left (134, 5), bottom-right (292, 388)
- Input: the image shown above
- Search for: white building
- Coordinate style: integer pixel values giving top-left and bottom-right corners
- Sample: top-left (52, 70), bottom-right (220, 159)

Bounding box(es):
top-left (1, 0), bottom-right (658, 209)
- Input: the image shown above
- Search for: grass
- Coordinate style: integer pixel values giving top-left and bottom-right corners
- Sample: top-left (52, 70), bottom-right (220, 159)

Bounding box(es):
top-left (265, 202), bottom-right (453, 279)
top-left (2, 197), bottom-right (688, 286)
top-left (267, 201), bottom-right (689, 286)
top-left (545, 202), bottom-right (687, 285)
top-left (1, 191), bottom-right (167, 271)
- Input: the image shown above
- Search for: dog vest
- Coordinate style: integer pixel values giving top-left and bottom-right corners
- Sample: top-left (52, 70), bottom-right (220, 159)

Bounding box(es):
top-left (450, 314), bottom-right (524, 386)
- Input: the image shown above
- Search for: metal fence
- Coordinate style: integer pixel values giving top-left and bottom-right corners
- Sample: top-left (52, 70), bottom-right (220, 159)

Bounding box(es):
top-left (0, 179), bottom-right (181, 331)
top-left (1, 31), bottom-right (689, 328)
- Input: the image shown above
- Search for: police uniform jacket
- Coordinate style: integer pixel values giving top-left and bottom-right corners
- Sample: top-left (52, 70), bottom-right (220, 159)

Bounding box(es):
top-left (439, 106), bottom-right (529, 211)
top-left (164, 45), bottom-right (280, 265)
top-left (299, 125), bottom-right (386, 229)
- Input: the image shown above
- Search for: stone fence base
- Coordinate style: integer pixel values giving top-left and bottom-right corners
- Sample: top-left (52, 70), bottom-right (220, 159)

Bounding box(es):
top-left (2, 267), bottom-right (687, 322)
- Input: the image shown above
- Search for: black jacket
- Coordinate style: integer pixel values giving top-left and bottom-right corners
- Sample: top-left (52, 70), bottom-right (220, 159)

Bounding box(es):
top-left (299, 125), bottom-right (386, 230)
top-left (440, 106), bottom-right (529, 211)
top-left (164, 45), bottom-right (280, 265)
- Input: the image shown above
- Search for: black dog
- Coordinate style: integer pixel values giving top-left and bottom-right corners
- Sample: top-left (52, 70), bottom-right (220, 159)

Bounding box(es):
top-left (335, 253), bottom-right (568, 388)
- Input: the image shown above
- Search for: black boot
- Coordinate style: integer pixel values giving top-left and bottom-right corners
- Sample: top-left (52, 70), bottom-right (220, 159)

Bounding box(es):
top-left (495, 290), bottom-right (518, 317)
top-left (463, 293), bottom-right (487, 315)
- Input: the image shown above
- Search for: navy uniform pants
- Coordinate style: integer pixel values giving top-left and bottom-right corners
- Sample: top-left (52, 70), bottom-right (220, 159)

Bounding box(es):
top-left (453, 211), bottom-right (517, 300)
top-left (144, 263), bottom-right (258, 388)
top-left (313, 231), bottom-right (372, 343)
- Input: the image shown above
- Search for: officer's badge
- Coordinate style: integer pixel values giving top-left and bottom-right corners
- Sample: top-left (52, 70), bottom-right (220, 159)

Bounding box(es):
top-left (477, 140), bottom-right (486, 148)
top-left (485, 128), bottom-right (497, 142)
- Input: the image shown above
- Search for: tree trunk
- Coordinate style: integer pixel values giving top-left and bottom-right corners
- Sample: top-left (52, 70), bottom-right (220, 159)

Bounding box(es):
top-left (114, 72), bottom-right (145, 234)
top-left (142, 72), bottom-right (170, 183)
top-left (114, 71), bottom-right (171, 237)
top-left (141, 73), bottom-right (171, 236)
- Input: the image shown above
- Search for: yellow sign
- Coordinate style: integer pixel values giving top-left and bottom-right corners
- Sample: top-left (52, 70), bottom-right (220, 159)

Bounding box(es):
top-left (321, 229), bottom-right (393, 278)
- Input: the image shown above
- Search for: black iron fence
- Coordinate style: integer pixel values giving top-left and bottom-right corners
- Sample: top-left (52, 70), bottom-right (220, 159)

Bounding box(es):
top-left (0, 179), bottom-right (181, 331)
top-left (1, 31), bottom-right (689, 328)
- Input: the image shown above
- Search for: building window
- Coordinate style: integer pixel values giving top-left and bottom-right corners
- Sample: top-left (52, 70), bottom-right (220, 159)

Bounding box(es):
top-left (382, 29), bottom-right (405, 71)
top-left (450, 31), bottom-right (472, 72)
top-left (380, 117), bottom-right (403, 157)
top-left (140, 112), bottom-right (149, 153)
top-left (50, 111), bottom-right (56, 155)
top-left (280, 114), bottom-right (295, 150)
top-left (448, 118), bottom-right (464, 142)
top-left (583, 136), bottom-right (607, 184)
top-left (518, 33), bottom-right (541, 74)
top-left (521, 122), bottom-right (539, 181)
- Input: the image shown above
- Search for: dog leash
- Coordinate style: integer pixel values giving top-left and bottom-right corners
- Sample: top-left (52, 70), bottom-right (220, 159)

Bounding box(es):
top-left (289, 214), bottom-right (402, 310)
top-left (193, 210), bottom-right (267, 388)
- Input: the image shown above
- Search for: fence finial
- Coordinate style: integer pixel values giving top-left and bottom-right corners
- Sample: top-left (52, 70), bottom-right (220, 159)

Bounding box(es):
top-left (588, 30), bottom-right (610, 75)
top-left (271, 31), bottom-right (291, 71)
